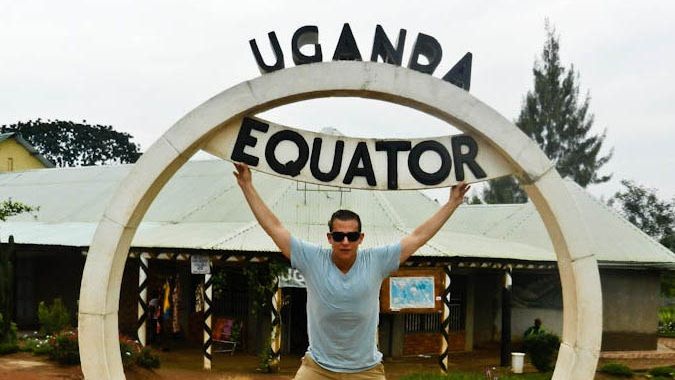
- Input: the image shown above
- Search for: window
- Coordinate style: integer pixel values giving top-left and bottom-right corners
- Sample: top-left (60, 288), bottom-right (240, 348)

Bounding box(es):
top-left (404, 304), bottom-right (463, 333)
top-left (404, 313), bottom-right (441, 333)
top-left (7, 157), bottom-right (14, 171)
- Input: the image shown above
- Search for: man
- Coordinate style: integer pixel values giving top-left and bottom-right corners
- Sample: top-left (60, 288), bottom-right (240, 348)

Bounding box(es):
top-left (524, 318), bottom-right (545, 337)
top-left (233, 163), bottom-right (469, 379)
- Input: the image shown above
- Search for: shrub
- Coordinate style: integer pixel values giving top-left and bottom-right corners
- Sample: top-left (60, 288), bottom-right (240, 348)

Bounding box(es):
top-left (20, 337), bottom-right (46, 353)
top-left (658, 307), bottom-right (675, 336)
top-left (118, 336), bottom-right (160, 369)
top-left (32, 340), bottom-right (54, 356)
top-left (256, 334), bottom-right (276, 373)
top-left (19, 333), bottom-right (51, 355)
top-left (119, 336), bottom-right (139, 368)
top-left (599, 363), bottom-right (633, 377)
top-left (0, 341), bottom-right (19, 355)
top-left (0, 313), bottom-right (5, 339)
top-left (523, 332), bottom-right (560, 372)
top-left (135, 347), bottom-right (160, 369)
top-left (0, 313), bottom-right (18, 344)
top-left (649, 366), bottom-right (674, 378)
top-left (49, 329), bottom-right (80, 365)
top-left (257, 345), bottom-right (274, 373)
top-left (8, 322), bottom-right (17, 343)
top-left (38, 298), bottom-right (71, 336)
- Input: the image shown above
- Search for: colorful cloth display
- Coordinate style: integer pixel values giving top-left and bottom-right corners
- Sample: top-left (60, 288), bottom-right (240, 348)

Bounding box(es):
top-left (162, 280), bottom-right (171, 320)
top-left (171, 277), bottom-right (181, 333)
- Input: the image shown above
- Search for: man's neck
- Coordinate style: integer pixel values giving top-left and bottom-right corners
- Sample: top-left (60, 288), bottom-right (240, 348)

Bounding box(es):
top-left (332, 252), bottom-right (357, 274)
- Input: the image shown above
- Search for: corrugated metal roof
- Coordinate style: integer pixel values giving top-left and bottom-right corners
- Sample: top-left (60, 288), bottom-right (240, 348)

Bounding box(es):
top-left (1, 160), bottom-right (673, 266)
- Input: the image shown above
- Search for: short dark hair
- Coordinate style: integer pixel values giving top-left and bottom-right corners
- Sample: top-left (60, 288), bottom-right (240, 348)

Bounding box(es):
top-left (328, 209), bottom-right (362, 232)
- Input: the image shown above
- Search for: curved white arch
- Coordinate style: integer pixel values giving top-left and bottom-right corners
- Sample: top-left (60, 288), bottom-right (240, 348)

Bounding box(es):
top-left (78, 61), bottom-right (602, 379)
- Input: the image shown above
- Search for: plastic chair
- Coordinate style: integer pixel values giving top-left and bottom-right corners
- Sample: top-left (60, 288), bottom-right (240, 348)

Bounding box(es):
top-left (212, 317), bottom-right (240, 355)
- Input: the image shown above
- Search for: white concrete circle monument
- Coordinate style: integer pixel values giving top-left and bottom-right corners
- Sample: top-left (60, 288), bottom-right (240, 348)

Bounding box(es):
top-left (78, 28), bottom-right (602, 379)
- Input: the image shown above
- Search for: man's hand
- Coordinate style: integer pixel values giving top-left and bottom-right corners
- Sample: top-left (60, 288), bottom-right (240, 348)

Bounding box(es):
top-left (233, 162), bottom-right (252, 188)
top-left (232, 162), bottom-right (292, 260)
top-left (449, 181), bottom-right (471, 206)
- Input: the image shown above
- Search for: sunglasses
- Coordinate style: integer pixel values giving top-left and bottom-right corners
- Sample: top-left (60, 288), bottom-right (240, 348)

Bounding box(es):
top-left (329, 231), bottom-right (361, 242)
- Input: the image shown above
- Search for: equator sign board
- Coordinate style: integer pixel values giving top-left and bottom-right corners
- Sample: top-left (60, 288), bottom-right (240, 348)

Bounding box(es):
top-left (78, 24), bottom-right (602, 380)
top-left (203, 116), bottom-right (513, 189)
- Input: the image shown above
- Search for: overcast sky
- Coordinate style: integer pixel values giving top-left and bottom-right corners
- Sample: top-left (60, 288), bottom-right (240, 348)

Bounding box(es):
top-left (2, 1), bottom-right (673, 202)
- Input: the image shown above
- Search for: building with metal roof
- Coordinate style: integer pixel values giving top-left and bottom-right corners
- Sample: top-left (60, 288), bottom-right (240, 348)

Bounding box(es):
top-left (0, 132), bottom-right (54, 172)
top-left (1, 159), bottom-right (671, 266)
top-left (1, 160), bottom-right (672, 355)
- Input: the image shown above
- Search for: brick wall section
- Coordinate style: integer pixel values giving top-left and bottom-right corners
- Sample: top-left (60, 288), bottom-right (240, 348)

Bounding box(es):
top-left (403, 331), bottom-right (465, 355)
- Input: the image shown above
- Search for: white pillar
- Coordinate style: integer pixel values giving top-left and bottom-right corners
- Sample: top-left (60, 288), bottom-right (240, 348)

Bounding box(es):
top-left (203, 272), bottom-right (213, 370)
top-left (270, 281), bottom-right (282, 371)
top-left (439, 265), bottom-right (451, 372)
top-left (500, 266), bottom-right (513, 366)
top-left (137, 255), bottom-right (148, 346)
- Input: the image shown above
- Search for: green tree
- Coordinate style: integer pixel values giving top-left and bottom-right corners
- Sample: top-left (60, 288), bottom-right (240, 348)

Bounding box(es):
top-left (609, 179), bottom-right (674, 247)
top-left (662, 233), bottom-right (675, 253)
top-left (2, 119), bottom-right (140, 167)
top-left (37, 298), bottom-right (72, 335)
top-left (467, 194), bottom-right (483, 205)
top-left (611, 180), bottom-right (675, 321)
top-left (0, 200), bottom-right (35, 222)
top-left (482, 177), bottom-right (528, 204)
top-left (483, 22), bottom-right (612, 203)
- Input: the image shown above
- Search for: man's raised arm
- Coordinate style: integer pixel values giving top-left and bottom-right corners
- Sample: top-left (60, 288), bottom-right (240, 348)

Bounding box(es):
top-left (399, 182), bottom-right (470, 264)
top-left (233, 163), bottom-right (292, 260)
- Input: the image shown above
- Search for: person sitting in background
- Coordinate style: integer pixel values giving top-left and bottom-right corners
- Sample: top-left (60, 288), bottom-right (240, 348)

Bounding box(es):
top-left (524, 318), bottom-right (545, 337)
top-left (148, 291), bottom-right (162, 345)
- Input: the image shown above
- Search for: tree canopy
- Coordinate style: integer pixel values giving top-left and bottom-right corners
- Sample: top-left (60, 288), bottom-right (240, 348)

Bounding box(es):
top-left (610, 180), bottom-right (674, 249)
top-left (2, 119), bottom-right (140, 167)
top-left (482, 177), bottom-right (528, 204)
top-left (483, 22), bottom-right (612, 203)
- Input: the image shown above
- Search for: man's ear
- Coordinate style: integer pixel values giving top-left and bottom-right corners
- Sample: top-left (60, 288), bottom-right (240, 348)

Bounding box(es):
top-left (358, 232), bottom-right (365, 244)
top-left (326, 232), bottom-right (333, 243)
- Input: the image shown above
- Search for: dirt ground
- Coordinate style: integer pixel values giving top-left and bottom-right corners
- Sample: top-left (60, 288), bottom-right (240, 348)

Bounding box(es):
top-left (1, 340), bottom-right (674, 379)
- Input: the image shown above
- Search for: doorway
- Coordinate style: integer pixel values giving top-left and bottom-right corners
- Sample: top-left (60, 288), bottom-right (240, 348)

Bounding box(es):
top-left (281, 287), bottom-right (309, 355)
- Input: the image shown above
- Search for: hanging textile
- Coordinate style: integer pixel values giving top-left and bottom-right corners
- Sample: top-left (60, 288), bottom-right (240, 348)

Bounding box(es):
top-left (195, 283), bottom-right (204, 313)
top-left (171, 276), bottom-right (182, 334)
top-left (162, 279), bottom-right (171, 320)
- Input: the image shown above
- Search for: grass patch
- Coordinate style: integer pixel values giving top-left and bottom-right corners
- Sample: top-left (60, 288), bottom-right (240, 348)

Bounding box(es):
top-left (649, 365), bottom-right (674, 378)
top-left (399, 372), bottom-right (551, 380)
top-left (598, 363), bottom-right (633, 377)
top-left (400, 374), bottom-right (481, 380)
